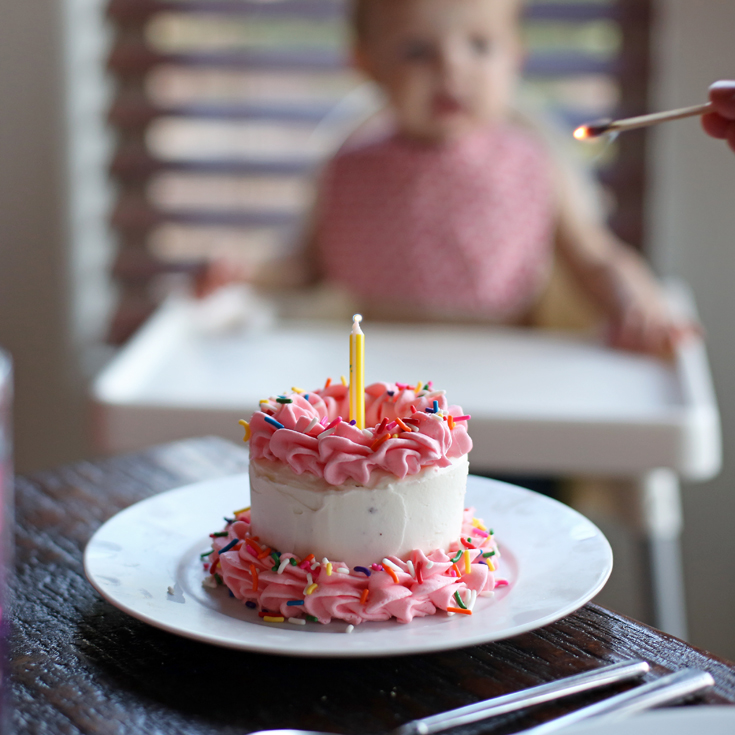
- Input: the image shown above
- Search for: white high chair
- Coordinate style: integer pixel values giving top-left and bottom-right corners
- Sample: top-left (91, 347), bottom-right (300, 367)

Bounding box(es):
top-left (91, 280), bottom-right (720, 640)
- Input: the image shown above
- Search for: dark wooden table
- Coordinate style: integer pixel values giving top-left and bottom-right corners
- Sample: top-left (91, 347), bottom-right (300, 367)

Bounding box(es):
top-left (11, 437), bottom-right (735, 734)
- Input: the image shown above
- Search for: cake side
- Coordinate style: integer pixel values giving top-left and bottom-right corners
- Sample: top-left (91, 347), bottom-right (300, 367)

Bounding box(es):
top-left (250, 454), bottom-right (469, 568)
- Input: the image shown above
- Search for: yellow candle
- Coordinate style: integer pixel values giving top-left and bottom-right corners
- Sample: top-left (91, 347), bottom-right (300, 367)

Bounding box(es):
top-left (349, 314), bottom-right (365, 428)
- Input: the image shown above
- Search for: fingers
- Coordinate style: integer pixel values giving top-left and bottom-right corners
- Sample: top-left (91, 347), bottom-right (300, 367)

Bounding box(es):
top-left (709, 80), bottom-right (735, 119)
top-left (702, 111), bottom-right (731, 139)
top-left (607, 309), bottom-right (699, 358)
top-left (704, 114), bottom-right (735, 153)
top-left (193, 259), bottom-right (251, 299)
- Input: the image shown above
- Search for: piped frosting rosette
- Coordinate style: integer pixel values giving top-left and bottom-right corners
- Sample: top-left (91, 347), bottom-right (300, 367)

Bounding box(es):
top-left (249, 381), bottom-right (472, 486)
top-left (206, 508), bottom-right (507, 625)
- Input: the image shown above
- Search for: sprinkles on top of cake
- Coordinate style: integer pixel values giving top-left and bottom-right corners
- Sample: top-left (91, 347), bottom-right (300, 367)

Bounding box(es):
top-left (240, 379), bottom-right (472, 487)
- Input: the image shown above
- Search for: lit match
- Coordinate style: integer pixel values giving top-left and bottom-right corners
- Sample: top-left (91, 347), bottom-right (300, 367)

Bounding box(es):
top-left (574, 102), bottom-right (713, 141)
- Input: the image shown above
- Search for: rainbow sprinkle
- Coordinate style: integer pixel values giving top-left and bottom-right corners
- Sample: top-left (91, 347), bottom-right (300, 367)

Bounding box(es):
top-left (454, 590), bottom-right (468, 610)
top-left (370, 433), bottom-right (391, 452)
top-left (219, 539), bottom-right (238, 555)
top-left (395, 417), bottom-right (411, 433)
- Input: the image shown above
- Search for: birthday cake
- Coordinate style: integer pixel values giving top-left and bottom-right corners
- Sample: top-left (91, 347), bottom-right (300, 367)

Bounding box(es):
top-left (203, 380), bottom-right (506, 626)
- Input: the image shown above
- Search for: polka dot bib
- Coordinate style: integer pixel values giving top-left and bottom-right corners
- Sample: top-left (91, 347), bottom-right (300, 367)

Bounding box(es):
top-left (317, 124), bottom-right (555, 321)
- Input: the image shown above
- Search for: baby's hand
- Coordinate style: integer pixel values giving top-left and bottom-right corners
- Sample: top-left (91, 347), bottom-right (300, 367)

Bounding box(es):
top-left (603, 257), bottom-right (699, 357)
top-left (702, 80), bottom-right (735, 152)
top-left (194, 259), bottom-right (251, 299)
top-left (607, 302), bottom-right (698, 358)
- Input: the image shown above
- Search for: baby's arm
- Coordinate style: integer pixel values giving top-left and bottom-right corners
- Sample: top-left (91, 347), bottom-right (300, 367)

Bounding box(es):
top-left (194, 188), bottom-right (325, 299)
top-left (249, 209), bottom-right (324, 291)
top-left (553, 163), bottom-right (695, 356)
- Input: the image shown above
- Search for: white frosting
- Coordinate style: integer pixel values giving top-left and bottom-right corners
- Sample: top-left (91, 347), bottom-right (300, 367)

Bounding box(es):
top-left (249, 455), bottom-right (469, 568)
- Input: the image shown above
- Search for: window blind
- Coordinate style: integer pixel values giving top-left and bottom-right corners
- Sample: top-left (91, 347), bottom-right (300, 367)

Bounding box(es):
top-left (105, 0), bottom-right (652, 344)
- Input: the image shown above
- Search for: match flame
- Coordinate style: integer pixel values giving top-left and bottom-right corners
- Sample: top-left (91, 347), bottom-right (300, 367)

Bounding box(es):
top-left (573, 125), bottom-right (590, 141)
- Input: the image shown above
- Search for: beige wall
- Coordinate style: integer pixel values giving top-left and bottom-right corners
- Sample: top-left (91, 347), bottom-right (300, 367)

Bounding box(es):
top-left (0, 0), bottom-right (86, 472)
top-left (0, 0), bottom-right (113, 472)
top-left (649, 0), bottom-right (735, 657)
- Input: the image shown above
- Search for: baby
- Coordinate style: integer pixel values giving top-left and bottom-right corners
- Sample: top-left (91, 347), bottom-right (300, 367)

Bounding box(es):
top-left (215, 0), bottom-right (691, 354)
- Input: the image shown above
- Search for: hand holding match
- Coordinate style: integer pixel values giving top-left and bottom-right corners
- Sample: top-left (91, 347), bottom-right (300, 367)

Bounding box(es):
top-left (575, 80), bottom-right (735, 147)
top-left (574, 102), bottom-right (712, 140)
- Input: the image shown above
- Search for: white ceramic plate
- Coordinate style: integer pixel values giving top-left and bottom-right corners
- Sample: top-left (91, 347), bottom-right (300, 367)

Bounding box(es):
top-left (561, 707), bottom-right (735, 735)
top-left (84, 474), bottom-right (612, 657)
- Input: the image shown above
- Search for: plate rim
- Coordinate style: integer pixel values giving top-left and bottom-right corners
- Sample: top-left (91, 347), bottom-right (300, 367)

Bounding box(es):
top-left (84, 473), bottom-right (613, 658)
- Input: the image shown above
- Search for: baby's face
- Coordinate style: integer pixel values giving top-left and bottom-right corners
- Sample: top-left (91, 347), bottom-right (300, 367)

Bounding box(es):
top-left (356, 0), bottom-right (522, 143)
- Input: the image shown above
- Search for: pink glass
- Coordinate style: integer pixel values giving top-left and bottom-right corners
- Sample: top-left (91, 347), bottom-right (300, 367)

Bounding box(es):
top-left (0, 349), bottom-right (10, 727)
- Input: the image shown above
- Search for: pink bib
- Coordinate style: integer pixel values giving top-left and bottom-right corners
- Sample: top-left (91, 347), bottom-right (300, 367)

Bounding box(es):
top-left (317, 124), bottom-right (555, 321)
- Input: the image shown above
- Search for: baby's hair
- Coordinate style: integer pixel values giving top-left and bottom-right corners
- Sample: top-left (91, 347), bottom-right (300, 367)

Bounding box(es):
top-left (351, 0), bottom-right (525, 42)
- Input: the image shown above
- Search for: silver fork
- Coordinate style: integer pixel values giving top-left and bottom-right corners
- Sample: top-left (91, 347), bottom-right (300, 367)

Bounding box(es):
top-left (520, 668), bottom-right (714, 734)
top-left (249, 660), bottom-right (650, 735)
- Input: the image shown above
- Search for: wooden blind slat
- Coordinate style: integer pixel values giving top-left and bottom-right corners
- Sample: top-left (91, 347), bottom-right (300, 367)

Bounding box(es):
top-left (109, 97), bottom-right (337, 127)
top-left (108, 0), bottom-right (346, 24)
top-left (111, 145), bottom-right (316, 180)
top-left (112, 199), bottom-right (298, 233)
top-left (112, 249), bottom-right (206, 283)
top-left (110, 97), bottom-right (595, 131)
top-left (109, 41), bottom-right (618, 77)
top-left (107, 0), bottom-right (618, 24)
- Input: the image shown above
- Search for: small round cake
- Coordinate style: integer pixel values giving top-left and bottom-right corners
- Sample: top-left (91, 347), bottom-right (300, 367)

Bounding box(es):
top-left (205, 380), bottom-right (506, 625)
top-left (248, 381), bottom-right (471, 567)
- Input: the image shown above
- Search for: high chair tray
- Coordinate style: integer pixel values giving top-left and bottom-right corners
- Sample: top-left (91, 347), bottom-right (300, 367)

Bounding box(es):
top-left (91, 282), bottom-right (720, 481)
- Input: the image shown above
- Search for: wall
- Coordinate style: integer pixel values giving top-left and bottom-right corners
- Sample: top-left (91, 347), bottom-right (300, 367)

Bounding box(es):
top-left (649, 0), bottom-right (735, 658)
top-left (0, 0), bottom-right (113, 473)
top-left (0, 0), bottom-right (84, 472)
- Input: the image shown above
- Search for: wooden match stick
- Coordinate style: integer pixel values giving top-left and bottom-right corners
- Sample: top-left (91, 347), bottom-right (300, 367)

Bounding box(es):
top-left (574, 102), bottom-right (713, 140)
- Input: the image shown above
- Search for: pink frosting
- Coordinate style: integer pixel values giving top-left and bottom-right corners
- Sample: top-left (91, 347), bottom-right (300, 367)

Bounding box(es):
top-left (249, 382), bottom-right (472, 486)
top-left (207, 509), bottom-right (503, 625)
